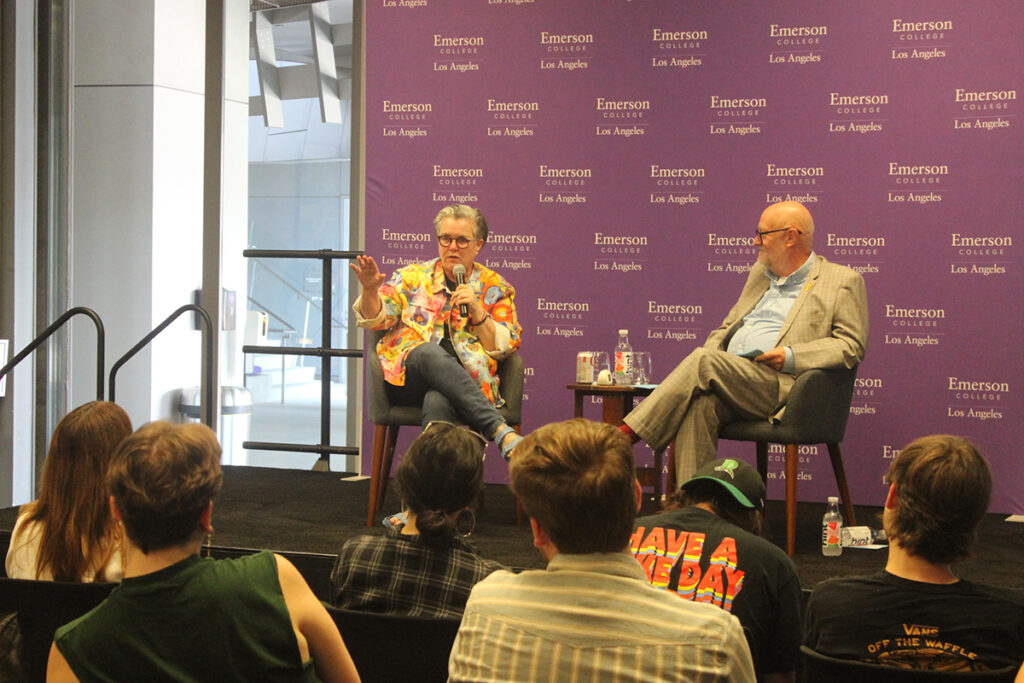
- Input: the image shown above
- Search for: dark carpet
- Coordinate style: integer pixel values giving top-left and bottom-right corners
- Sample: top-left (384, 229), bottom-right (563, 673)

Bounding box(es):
top-left (3, 465), bottom-right (1022, 590)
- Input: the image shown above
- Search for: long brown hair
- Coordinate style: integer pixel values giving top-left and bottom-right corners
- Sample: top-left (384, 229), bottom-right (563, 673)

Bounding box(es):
top-left (20, 401), bottom-right (132, 581)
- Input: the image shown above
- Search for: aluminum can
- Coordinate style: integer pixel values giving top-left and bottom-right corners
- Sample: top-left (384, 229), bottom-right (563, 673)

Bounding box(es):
top-left (576, 352), bottom-right (596, 383)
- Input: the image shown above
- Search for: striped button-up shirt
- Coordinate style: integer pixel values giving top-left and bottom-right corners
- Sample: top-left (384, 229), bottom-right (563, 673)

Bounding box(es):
top-left (448, 552), bottom-right (756, 682)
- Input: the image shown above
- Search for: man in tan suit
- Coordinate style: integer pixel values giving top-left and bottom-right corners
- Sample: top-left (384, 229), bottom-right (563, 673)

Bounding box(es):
top-left (623, 201), bottom-right (868, 481)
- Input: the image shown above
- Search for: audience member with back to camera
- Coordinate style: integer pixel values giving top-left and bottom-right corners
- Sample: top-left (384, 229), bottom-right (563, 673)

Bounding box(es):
top-left (6, 401), bottom-right (132, 582)
top-left (351, 203), bottom-right (523, 461)
top-left (45, 421), bottom-right (360, 683)
top-left (448, 418), bottom-right (756, 682)
top-left (804, 434), bottom-right (1024, 675)
top-left (330, 421), bottom-right (505, 617)
top-left (632, 457), bottom-right (802, 683)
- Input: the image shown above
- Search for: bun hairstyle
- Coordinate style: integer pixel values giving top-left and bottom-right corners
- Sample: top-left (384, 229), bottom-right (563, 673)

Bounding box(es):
top-left (396, 423), bottom-right (486, 547)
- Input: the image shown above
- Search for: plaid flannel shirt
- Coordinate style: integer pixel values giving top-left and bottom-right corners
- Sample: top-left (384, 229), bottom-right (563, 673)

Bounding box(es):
top-left (330, 527), bottom-right (505, 619)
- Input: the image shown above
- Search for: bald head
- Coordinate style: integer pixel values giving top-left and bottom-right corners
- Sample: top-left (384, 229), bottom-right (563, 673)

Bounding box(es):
top-left (755, 201), bottom-right (814, 276)
top-left (761, 201), bottom-right (814, 247)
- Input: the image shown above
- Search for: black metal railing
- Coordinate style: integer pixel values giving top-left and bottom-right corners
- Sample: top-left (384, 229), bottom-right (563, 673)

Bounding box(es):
top-left (242, 248), bottom-right (363, 465)
top-left (108, 304), bottom-right (215, 427)
top-left (0, 307), bottom-right (106, 400)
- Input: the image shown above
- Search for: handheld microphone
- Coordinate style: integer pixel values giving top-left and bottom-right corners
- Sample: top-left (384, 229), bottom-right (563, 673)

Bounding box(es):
top-left (452, 264), bottom-right (468, 317)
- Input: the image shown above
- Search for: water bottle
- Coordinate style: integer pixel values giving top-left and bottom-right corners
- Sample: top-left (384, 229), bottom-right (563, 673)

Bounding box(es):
top-left (841, 526), bottom-right (887, 547)
top-left (613, 329), bottom-right (634, 384)
top-left (822, 496), bottom-right (843, 556)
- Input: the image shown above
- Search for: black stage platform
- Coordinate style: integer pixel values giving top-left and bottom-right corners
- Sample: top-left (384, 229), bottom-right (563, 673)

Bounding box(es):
top-left (3, 465), bottom-right (1022, 590)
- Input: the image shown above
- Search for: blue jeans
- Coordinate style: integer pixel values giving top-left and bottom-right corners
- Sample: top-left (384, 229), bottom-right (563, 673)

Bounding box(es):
top-left (386, 342), bottom-right (505, 440)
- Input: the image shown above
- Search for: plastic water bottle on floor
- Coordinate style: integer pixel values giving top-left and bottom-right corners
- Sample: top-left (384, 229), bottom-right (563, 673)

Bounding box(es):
top-left (822, 496), bottom-right (843, 556)
top-left (613, 329), bottom-right (634, 384)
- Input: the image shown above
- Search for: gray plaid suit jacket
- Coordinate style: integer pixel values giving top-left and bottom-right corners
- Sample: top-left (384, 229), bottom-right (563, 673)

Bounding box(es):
top-left (704, 254), bottom-right (868, 409)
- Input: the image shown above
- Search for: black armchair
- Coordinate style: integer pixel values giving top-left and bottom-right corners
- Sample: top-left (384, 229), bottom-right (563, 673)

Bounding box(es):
top-left (717, 366), bottom-right (859, 556)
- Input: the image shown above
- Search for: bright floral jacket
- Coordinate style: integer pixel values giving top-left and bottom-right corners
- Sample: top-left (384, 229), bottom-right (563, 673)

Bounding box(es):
top-left (355, 258), bottom-right (522, 406)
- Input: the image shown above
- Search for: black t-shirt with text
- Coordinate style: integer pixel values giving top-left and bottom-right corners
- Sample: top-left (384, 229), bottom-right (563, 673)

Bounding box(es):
top-left (631, 506), bottom-right (803, 675)
top-left (805, 571), bottom-right (1024, 672)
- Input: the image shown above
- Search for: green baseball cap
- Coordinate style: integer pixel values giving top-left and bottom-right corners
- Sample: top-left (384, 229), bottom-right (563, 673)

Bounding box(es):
top-left (682, 458), bottom-right (766, 510)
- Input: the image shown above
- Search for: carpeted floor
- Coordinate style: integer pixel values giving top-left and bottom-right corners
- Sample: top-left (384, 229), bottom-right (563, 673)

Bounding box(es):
top-left (4, 465), bottom-right (1022, 589)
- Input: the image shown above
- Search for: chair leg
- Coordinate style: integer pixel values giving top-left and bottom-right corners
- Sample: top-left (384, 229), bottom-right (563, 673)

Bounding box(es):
top-left (375, 425), bottom-right (400, 515)
top-left (785, 443), bottom-right (798, 558)
top-left (827, 442), bottom-right (856, 526)
top-left (366, 424), bottom-right (388, 527)
top-left (755, 442), bottom-right (768, 483)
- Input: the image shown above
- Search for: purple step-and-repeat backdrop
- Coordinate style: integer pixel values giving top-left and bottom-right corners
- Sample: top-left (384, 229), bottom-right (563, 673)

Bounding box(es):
top-left (362, 0), bottom-right (1023, 512)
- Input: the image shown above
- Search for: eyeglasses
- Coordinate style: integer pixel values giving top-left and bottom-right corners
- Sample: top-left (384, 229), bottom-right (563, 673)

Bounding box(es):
top-left (423, 420), bottom-right (488, 449)
top-left (437, 234), bottom-right (476, 249)
top-left (754, 227), bottom-right (802, 240)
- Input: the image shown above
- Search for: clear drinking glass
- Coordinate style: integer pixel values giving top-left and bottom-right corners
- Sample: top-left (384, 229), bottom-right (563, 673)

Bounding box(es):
top-left (633, 351), bottom-right (652, 384)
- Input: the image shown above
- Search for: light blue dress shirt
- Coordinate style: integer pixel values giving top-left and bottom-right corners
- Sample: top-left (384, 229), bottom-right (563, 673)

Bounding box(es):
top-left (726, 253), bottom-right (814, 374)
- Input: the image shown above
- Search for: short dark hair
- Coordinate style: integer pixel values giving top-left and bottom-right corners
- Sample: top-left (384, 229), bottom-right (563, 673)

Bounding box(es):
top-left (396, 423), bottom-right (485, 547)
top-left (107, 421), bottom-right (223, 554)
top-left (887, 434), bottom-right (991, 564)
top-left (510, 419), bottom-right (636, 554)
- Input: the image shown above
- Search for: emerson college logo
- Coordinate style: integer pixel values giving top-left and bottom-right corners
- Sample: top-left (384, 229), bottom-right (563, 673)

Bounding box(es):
top-left (381, 100), bottom-right (431, 138)
top-left (487, 99), bottom-right (540, 139)
top-left (709, 96), bottom-right (765, 136)
top-left (884, 304), bottom-right (944, 349)
top-left (539, 30), bottom-right (592, 71)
